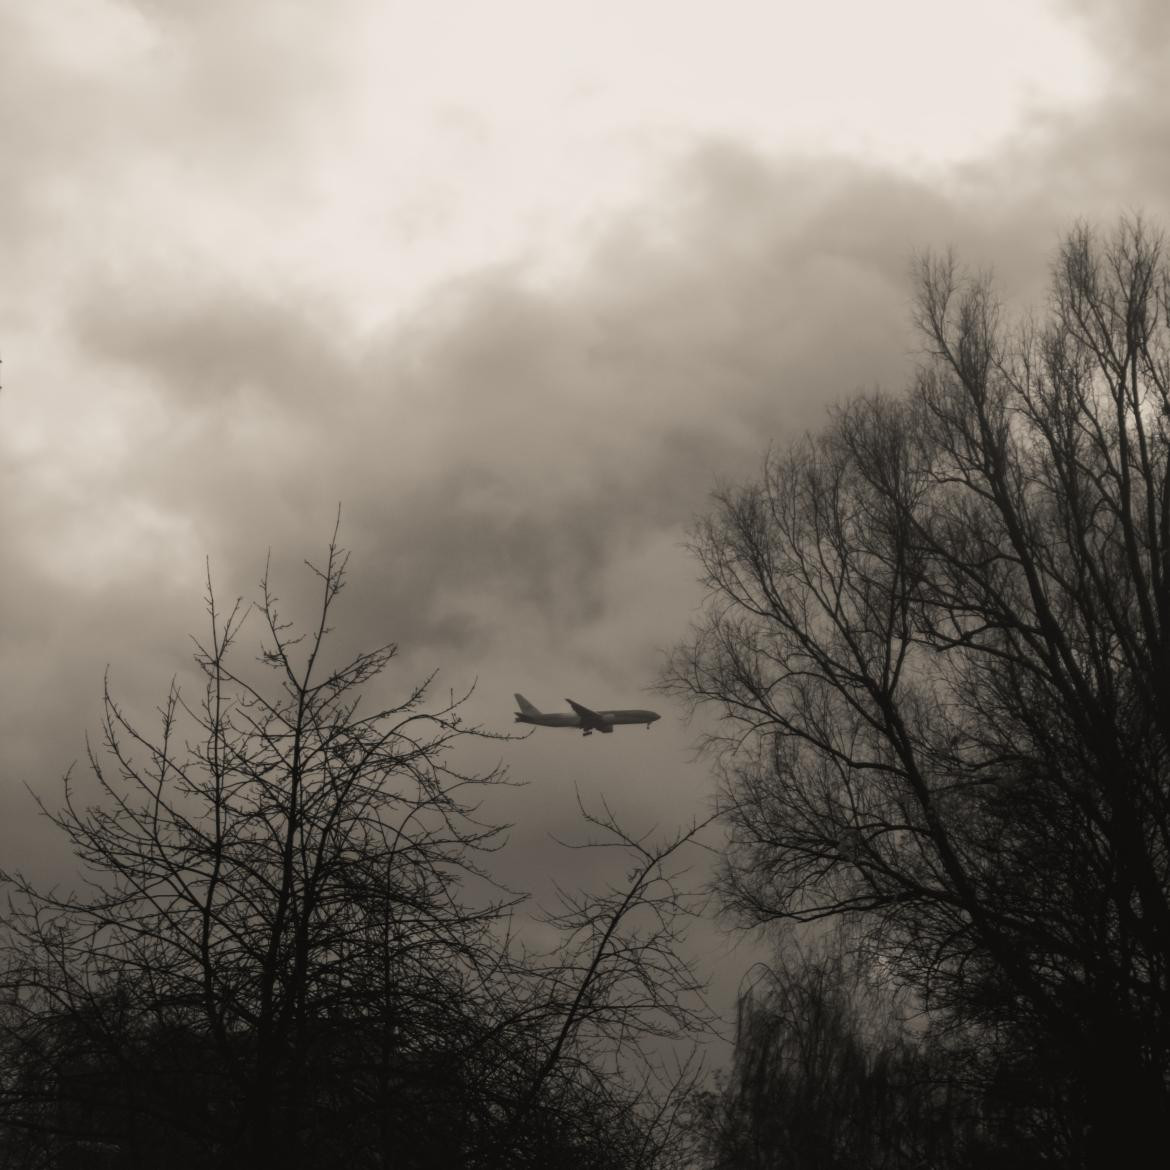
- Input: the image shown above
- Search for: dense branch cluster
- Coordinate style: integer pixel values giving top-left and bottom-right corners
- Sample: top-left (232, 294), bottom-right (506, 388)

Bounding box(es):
top-left (665, 219), bottom-right (1170, 1162)
top-left (0, 533), bottom-right (711, 1169)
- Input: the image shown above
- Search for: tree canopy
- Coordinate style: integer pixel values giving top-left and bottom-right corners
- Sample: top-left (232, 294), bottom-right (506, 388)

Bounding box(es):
top-left (665, 218), bottom-right (1170, 1163)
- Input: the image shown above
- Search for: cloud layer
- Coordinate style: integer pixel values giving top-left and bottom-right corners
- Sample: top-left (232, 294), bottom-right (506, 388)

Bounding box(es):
top-left (2, 0), bottom-right (1168, 1031)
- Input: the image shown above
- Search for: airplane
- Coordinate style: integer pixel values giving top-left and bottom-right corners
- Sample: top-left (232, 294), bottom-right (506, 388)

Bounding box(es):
top-left (514, 694), bottom-right (661, 736)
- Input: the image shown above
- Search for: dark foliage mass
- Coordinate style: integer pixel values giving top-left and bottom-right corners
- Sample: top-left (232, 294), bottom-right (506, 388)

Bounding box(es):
top-left (669, 218), bottom-right (1170, 1167)
top-left (688, 929), bottom-right (1083, 1169)
top-left (0, 529), bottom-right (709, 1169)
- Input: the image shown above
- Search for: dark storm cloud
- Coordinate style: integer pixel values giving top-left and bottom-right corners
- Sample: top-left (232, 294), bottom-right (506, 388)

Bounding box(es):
top-left (56, 149), bottom-right (953, 674)
top-left (76, 281), bottom-right (350, 407)
top-left (52, 131), bottom-right (1117, 697)
top-left (6, 0), bottom-right (1168, 916)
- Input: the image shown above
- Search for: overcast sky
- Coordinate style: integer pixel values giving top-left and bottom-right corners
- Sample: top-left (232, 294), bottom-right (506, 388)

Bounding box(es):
top-left (3, 0), bottom-right (1168, 1042)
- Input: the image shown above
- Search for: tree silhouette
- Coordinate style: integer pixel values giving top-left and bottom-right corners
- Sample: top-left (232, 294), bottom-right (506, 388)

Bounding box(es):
top-left (664, 218), bottom-right (1170, 1164)
top-left (1, 525), bottom-right (710, 1168)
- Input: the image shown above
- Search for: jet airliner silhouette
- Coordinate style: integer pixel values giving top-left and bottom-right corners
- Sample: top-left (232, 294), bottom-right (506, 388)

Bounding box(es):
top-left (513, 694), bottom-right (660, 736)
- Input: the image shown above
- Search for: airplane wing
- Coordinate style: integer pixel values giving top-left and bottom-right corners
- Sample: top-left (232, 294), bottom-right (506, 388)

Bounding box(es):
top-left (566, 698), bottom-right (611, 731)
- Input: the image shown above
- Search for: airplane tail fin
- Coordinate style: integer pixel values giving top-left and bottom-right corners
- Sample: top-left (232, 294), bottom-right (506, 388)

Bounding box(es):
top-left (514, 693), bottom-right (542, 717)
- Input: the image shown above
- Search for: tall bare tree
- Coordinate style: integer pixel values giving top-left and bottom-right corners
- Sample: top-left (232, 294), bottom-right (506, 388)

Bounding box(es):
top-left (663, 218), bottom-right (1170, 1163)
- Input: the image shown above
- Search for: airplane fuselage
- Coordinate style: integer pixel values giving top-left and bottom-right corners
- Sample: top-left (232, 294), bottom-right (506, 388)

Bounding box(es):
top-left (514, 695), bottom-right (660, 735)
top-left (515, 710), bottom-right (660, 730)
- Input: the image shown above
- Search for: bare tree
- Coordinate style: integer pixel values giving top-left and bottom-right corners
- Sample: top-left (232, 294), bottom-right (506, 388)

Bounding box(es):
top-left (0, 525), bottom-right (714, 1168)
top-left (663, 218), bottom-right (1170, 1163)
top-left (691, 930), bottom-right (969, 1170)
top-left (687, 925), bottom-right (1085, 1170)
top-left (0, 524), bottom-right (517, 1166)
top-left (480, 795), bottom-right (715, 1169)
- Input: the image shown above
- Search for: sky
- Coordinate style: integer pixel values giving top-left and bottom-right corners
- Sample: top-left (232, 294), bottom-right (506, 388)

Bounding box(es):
top-left (3, 0), bottom-right (1169, 1050)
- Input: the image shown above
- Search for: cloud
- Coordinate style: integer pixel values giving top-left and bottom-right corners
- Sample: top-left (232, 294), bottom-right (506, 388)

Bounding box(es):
top-left (955, 0), bottom-right (1170, 245)
top-left (51, 145), bottom-right (959, 661)
top-left (3, 135), bottom-right (965, 901)
top-left (77, 283), bottom-right (346, 405)
top-left (7, 0), bottom-right (1170, 1034)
